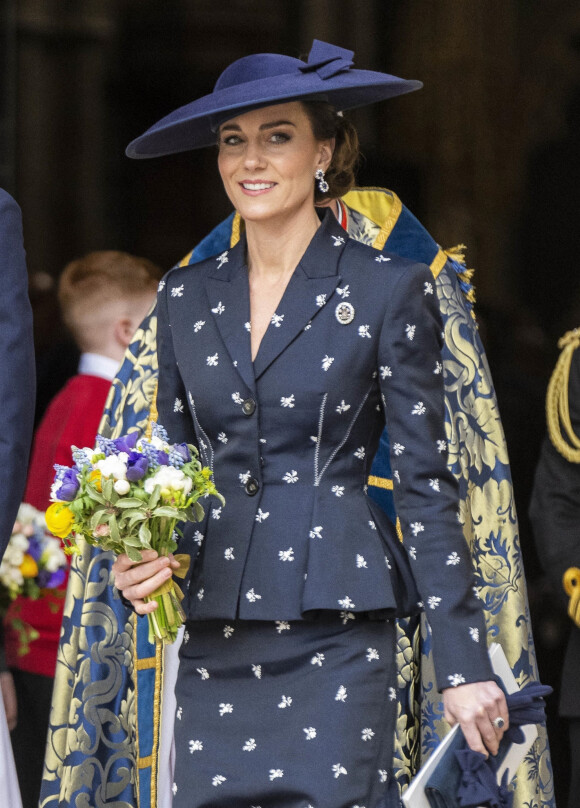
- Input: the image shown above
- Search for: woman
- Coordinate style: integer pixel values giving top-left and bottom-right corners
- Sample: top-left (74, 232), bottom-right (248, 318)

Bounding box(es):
top-left (113, 40), bottom-right (508, 808)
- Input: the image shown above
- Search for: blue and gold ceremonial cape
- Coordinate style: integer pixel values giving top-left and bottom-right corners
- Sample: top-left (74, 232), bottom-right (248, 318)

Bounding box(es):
top-left (40, 189), bottom-right (554, 808)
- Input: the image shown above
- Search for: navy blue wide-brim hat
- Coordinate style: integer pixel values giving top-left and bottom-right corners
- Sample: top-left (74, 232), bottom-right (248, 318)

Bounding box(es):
top-left (126, 39), bottom-right (422, 159)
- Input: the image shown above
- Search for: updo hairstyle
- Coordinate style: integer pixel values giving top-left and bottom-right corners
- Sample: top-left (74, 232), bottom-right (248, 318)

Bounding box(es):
top-left (302, 100), bottom-right (360, 203)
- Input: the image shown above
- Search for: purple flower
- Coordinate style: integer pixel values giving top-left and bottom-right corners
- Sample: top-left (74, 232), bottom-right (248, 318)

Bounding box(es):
top-left (126, 452), bottom-right (149, 481)
top-left (27, 536), bottom-right (43, 562)
top-left (38, 568), bottom-right (67, 589)
top-left (157, 451), bottom-right (169, 466)
top-left (114, 432), bottom-right (139, 454)
top-left (58, 468), bottom-right (80, 501)
top-left (173, 443), bottom-right (191, 463)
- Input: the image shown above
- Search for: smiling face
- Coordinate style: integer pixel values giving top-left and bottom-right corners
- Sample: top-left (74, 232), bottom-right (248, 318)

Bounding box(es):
top-left (217, 101), bottom-right (334, 227)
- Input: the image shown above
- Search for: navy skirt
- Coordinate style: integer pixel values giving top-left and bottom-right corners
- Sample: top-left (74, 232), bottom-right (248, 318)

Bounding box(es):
top-left (172, 615), bottom-right (397, 808)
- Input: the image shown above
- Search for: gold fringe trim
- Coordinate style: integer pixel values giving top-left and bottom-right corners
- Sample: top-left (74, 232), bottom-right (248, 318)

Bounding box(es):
top-left (138, 755), bottom-right (154, 769)
top-left (546, 328), bottom-right (580, 462)
top-left (430, 248), bottom-right (448, 280)
top-left (178, 249), bottom-right (194, 268)
top-left (135, 656), bottom-right (157, 671)
top-left (150, 638), bottom-right (164, 808)
top-left (367, 475), bottom-right (393, 490)
top-left (395, 517), bottom-right (403, 543)
top-left (444, 244), bottom-right (477, 318)
top-left (372, 192), bottom-right (402, 251)
top-left (231, 212), bottom-right (241, 248)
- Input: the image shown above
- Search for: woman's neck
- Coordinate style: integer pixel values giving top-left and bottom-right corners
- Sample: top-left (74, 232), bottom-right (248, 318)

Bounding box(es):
top-left (245, 207), bottom-right (321, 280)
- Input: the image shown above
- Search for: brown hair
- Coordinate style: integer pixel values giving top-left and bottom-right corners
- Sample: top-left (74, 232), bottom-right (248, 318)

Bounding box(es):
top-left (58, 250), bottom-right (163, 350)
top-left (301, 100), bottom-right (360, 202)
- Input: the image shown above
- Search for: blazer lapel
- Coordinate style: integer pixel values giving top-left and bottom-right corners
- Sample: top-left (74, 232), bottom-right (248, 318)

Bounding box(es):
top-left (253, 211), bottom-right (347, 380)
top-left (204, 244), bottom-right (255, 394)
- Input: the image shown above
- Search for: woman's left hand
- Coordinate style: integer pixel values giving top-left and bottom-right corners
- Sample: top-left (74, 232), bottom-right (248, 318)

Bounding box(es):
top-left (443, 679), bottom-right (509, 757)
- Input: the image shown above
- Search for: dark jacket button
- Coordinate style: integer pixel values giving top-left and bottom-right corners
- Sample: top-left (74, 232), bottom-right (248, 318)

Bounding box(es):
top-left (242, 398), bottom-right (256, 416)
top-left (245, 478), bottom-right (259, 496)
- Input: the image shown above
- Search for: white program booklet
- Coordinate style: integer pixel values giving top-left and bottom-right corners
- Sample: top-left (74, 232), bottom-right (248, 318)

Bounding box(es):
top-left (402, 642), bottom-right (538, 808)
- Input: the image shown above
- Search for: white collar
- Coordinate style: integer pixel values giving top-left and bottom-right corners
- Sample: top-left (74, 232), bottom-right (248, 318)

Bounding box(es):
top-left (77, 353), bottom-right (120, 382)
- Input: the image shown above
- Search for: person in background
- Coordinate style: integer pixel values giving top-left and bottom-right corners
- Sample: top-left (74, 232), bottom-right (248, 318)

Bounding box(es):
top-left (0, 188), bottom-right (35, 741)
top-left (2, 250), bottom-right (161, 808)
top-left (530, 327), bottom-right (580, 808)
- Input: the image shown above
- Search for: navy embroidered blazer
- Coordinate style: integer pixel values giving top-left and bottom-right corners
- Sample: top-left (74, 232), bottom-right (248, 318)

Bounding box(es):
top-left (156, 211), bottom-right (491, 690)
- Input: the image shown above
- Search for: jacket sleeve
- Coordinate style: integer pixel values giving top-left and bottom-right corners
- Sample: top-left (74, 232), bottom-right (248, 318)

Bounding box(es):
top-left (155, 276), bottom-right (198, 448)
top-left (529, 347), bottom-right (580, 607)
top-left (378, 262), bottom-right (492, 691)
top-left (0, 190), bottom-right (35, 559)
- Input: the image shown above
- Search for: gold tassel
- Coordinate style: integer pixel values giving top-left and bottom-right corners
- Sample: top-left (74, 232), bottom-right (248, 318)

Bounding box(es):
top-left (546, 328), bottom-right (580, 462)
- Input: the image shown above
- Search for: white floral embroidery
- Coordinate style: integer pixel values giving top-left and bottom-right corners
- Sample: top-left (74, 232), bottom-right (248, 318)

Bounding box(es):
top-left (158, 280), bottom-right (166, 292)
top-left (379, 770), bottom-right (389, 783)
top-left (172, 783), bottom-right (177, 795)
top-left (424, 281), bottom-right (434, 295)
top-left (275, 621), bottom-right (290, 633)
top-left (332, 763), bottom-right (348, 778)
top-left (280, 394), bottom-right (295, 408)
top-left (271, 313), bottom-right (284, 327)
top-left (283, 470), bottom-right (299, 483)
top-left (338, 596), bottom-right (355, 610)
top-left (375, 254), bottom-right (390, 263)
top-left (473, 586), bottom-right (481, 599)
top-left (354, 446), bottom-right (365, 459)
top-left (244, 321), bottom-right (251, 332)
top-left (340, 611), bottom-right (355, 624)
top-left (322, 355), bottom-right (335, 371)
top-left (337, 285), bottom-right (350, 297)
top-left (331, 235), bottom-right (345, 246)
top-left (189, 739), bottom-right (203, 752)
top-left (212, 507), bottom-right (222, 519)
top-left (206, 353), bottom-right (219, 366)
top-left (434, 361), bottom-right (443, 374)
top-left (217, 432), bottom-right (228, 444)
top-left (197, 588), bottom-right (204, 601)
top-left (304, 322), bottom-right (312, 331)
top-left (239, 470), bottom-right (252, 484)
top-left (380, 365), bottom-right (392, 378)
top-left (193, 530), bottom-right (204, 546)
top-left (246, 588), bottom-right (262, 602)
top-left (184, 629), bottom-right (190, 644)
top-left (252, 664), bottom-right (262, 678)
top-left (223, 625), bottom-right (235, 638)
top-left (437, 439), bottom-right (447, 453)
top-left (336, 400), bottom-right (351, 414)
top-left (332, 485), bottom-right (345, 497)
top-left (211, 301), bottom-right (225, 315)
top-left (393, 470), bottom-right (400, 483)
top-left (393, 442), bottom-right (405, 456)
top-left (410, 522), bottom-right (424, 537)
top-left (269, 769), bottom-right (284, 781)
top-left (358, 324), bottom-right (371, 338)
top-left (368, 520), bottom-right (376, 530)
top-left (216, 250), bottom-right (229, 269)
top-left (427, 596), bottom-right (442, 610)
top-left (448, 673), bottom-right (466, 687)
top-left (446, 552), bottom-right (460, 566)
top-left (304, 727), bottom-right (317, 740)
top-left (212, 775), bottom-right (226, 787)
top-left (311, 653), bottom-right (325, 667)
top-left (171, 284), bottom-right (184, 297)
top-left (412, 401), bottom-right (426, 415)
top-left (232, 392), bottom-right (243, 404)
top-left (405, 324), bottom-right (416, 340)
top-left (366, 648), bottom-right (380, 662)
top-left (316, 294), bottom-right (327, 307)
top-left (356, 555), bottom-right (368, 569)
top-left (279, 548), bottom-right (295, 562)
top-left (388, 686), bottom-right (397, 701)
top-left (362, 728), bottom-right (375, 741)
top-left (243, 738), bottom-right (257, 751)
top-left (409, 546), bottom-right (417, 560)
top-left (196, 667), bottom-right (209, 680)
top-left (219, 703), bottom-right (233, 716)
top-left (193, 320), bottom-right (205, 332)
top-left (173, 398), bottom-right (184, 413)
top-left (278, 695), bottom-right (293, 708)
top-left (255, 509), bottom-right (270, 522)
top-left (429, 478), bottom-right (440, 492)
top-left (224, 547), bottom-right (235, 561)
top-left (470, 627), bottom-right (480, 642)
top-left (176, 706), bottom-right (182, 719)
top-left (309, 526), bottom-right (323, 539)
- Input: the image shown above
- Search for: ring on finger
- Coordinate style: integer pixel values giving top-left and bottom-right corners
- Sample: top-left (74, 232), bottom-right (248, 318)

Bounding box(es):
top-left (492, 716), bottom-right (505, 730)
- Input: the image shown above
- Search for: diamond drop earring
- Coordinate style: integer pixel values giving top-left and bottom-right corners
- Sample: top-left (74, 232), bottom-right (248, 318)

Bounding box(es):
top-left (315, 168), bottom-right (329, 194)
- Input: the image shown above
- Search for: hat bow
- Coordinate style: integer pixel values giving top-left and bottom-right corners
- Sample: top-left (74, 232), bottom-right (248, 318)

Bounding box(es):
top-left (299, 40), bottom-right (354, 80)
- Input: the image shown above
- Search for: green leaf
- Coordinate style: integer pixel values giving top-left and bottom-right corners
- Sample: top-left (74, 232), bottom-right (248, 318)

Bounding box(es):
top-left (139, 522), bottom-right (152, 545)
top-left (148, 485), bottom-right (161, 509)
top-left (102, 478), bottom-right (115, 501)
top-left (109, 515), bottom-right (120, 543)
top-left (90, 509), bottom-right (108, 530)
top-left (122, 534), bottom-right (145, 548)
top-left (126, 546), bottom-right (143, 562)
top-left (153, 506), bottom-right (181, 519)
top-left (116, 497), bottom-right (147, 509)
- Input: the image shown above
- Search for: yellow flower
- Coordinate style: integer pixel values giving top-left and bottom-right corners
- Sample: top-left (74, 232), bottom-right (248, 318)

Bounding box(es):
top-left (45, 502), bottom-right (75, 539)
top-left (89, 469), bottom-right (103, 492)
top-left (19, 553), bottom-right (39, 578)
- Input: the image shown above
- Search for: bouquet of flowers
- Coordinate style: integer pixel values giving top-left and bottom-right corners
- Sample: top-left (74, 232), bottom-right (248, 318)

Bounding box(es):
top-left (45, 423), bottom-right (224, 643)
top-left (0, 503), bottom-right (68, 655)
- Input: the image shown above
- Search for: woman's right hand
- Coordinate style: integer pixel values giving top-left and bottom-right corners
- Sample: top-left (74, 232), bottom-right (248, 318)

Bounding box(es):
top-left (112, 550), bottom-right (180, 614)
